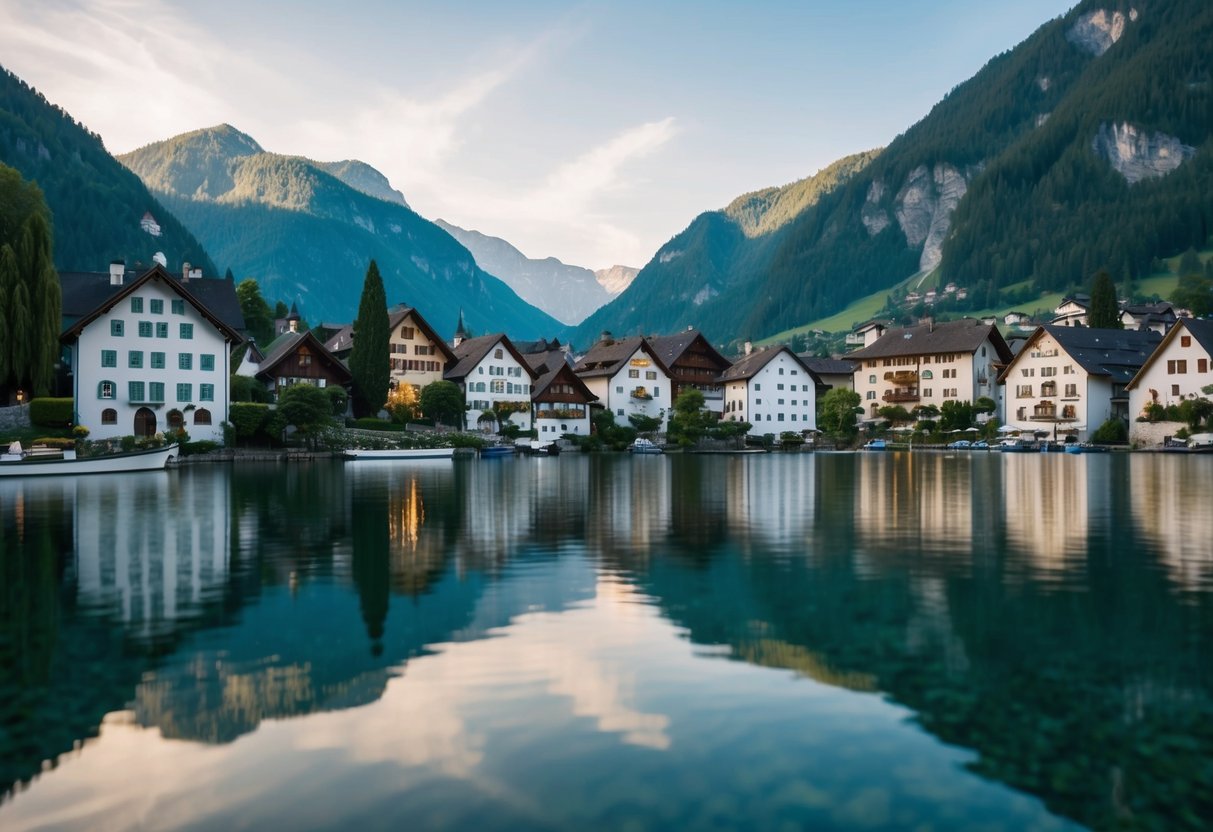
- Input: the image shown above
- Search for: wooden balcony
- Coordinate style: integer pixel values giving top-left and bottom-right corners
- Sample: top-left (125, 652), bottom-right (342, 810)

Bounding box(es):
top-left (884, 370), bottom-right (918, 384)
top-left (882, 390), bottom-right (920, 403)
top-left (1029, 402), bottom-right (1077, 421)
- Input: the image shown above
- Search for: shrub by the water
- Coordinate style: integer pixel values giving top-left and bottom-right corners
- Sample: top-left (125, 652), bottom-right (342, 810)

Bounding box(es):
top-left (29, 398), bottom-right (73, 427)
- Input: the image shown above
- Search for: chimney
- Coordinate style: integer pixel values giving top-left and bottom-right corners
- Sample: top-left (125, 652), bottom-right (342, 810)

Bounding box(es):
top-left (744, 340), bottom-right (753, 356)
top-left (599, 330), bottom-right (614, 346)
top-left (181, 261), bottom-right (191, 283)
top-left (109, 260), bottom-right (125, 286)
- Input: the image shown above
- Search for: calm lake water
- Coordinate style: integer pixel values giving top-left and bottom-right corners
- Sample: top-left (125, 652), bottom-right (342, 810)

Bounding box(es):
top-left (1, 452), bottom-right (1211, 831)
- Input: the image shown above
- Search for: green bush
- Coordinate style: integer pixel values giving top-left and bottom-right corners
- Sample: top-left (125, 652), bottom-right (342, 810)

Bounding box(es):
top-left (120, 435), bottom-right (137, 452)
top-left (354, 417), bottom-right (408, 432)
top-left (181, 440), bottom-right (220, 456)
top-left (29, 398), bottom-right (74, 427)
top-left (326, 386), bottom-right (349, 416)
top-left (32, 436), bottom-right (75, 450)
top-left (448, 432), bottom-right (486, 449)
top-left (1091, 418), bottom-right (1128, 445)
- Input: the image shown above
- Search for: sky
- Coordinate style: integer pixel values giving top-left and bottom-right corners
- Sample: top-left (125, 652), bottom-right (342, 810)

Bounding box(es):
top-left (0, 0), bottom-right (1074, 271)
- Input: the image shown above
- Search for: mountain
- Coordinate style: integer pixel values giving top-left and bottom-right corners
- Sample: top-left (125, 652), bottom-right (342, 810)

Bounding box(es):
top-left (594, 265), bottom-right (639, 295)
top-left (577, 0), bottom-right (1213, 345)
top-left (0, 66), bottom-right (215, 274)
top-left (434, 219), bottom-right (629, 325)
top-left (119, 126), bottom-right (560, 339)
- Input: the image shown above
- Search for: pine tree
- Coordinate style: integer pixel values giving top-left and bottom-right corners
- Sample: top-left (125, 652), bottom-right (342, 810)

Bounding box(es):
top-left (349, 260), bottom-right (390, 417)
top-left (1089, 269), bottom-right (1122, 330)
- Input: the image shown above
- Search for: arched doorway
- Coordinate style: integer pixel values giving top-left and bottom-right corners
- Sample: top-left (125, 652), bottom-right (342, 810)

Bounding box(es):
top-left (167, 409), bottom-right (184, 431)
top-left (134, 407), bottom-right (157, 437)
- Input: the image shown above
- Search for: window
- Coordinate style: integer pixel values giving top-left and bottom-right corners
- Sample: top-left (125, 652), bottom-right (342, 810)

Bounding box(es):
top-left (778, 413), bottom-right (785, 421)
top-left (922, 388), bottom-right (933, 398)
top-left (156, 322), bottom-right (168, 338)
top-left (755, 398), bottom-right (762, 405)
top-left (101, 350), bottom-right (117, 367)
top-left (138, 321), bottom-right (152, 337)
top-left (777, 384), bottom-right (784, 391)
top-left (868, 375), bottom-right (876, 384)
top-left (1041, 367), bottom-right (1056, 377)
top-left (178, 323), bottom-right (192, 339)
top-left (615, 386), bottom-right (623, 394)
top-left (201, 354), bottom-right (215, 371)
top-left (921, 370), bottom-right (933, 379)
top-left (98, 381), bottom-right (116, 399)
top-left (401, 326), bottom-right (416, 339)
top-left (1017, 385), bottom-right (1033, 398)
top-left (778, 398), bottom-right (784, 405)
top-left (130, 297), bottom-right (143, 313)
top-left (1181, 336), bottom-right (1192, 348)
top-left (646, 371), bottom-right (656, 380)
top-left (1172, 384), bottom-right (1180, 397)
top-left (171, 299), bottom-right (185, 315)
top-left (755, 383), bottom-right (761, 391)
top-left (1064, 384), bottom-right (1077, 397)
top-left (1167, 360), bottom-right (1188, 374)
top-left (128, 350), bottom-right (143, 369)
top-left (494, 348), bottom-right (503, 359)
top-left (128, 381), bottom-right (145, 402)
top-left (101, 408), bottom-right (117, 424)
top-left (653, 388), bottom-right (659, 397)
top-left (491, 379), bottom-right (505, 393)
top-left (194, 406), bottom-right (213, 424)
top-left (176, 383), bottom-right (192, 402)
top-left (111, 320), bottom-right (124, 337)
top-left (866, 391), bottom-right (876, 400)
top-left (179, 353), bottom-right (192, 370)
top-left (149, 382), bottom-right (164, 403)
top-left (778, 368), bottom-right (784, 375)
top-left (616, 409), bottom-right (624, 416)
top-left (629, 369), bottom-right (640, 378)
top-left (151, 352), bottom-right (166, 369)
top-left (150, 299), bottom-right (164, 314)
top-left (1200, 358), bottom-right (1209, 374)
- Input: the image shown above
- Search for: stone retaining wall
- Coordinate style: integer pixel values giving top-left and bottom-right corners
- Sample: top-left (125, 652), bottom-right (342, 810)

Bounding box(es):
top-left (1130, 420), bottom-right (1186, 448)
top-left (0, 404), bottom-right (31, 432)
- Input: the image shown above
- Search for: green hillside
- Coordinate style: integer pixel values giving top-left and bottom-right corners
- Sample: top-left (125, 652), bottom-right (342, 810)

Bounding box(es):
top-left (577, 0), bottom-right (1213, 346)
top-left (0, 66), bottom-right (215, 274)
top-left (120, 127), bottom-right (560, 339)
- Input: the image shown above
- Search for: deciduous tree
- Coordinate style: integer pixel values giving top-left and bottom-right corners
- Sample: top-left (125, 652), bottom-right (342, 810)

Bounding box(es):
top-left (419, 380), bottom-right (465, 428)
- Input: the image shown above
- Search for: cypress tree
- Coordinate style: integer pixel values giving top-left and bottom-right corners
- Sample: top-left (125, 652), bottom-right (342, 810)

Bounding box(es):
top-left (0, 244), bottom-right (15, 386)
top-left (349, 260), bottom-right (390, 417)
top-left (17, 211), bottom-right (60, 395)
top-left (1088, 269), bottom-right (1122, 329)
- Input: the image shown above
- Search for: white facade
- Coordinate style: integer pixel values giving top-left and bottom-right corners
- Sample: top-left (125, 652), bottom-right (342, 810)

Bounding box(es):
top-left (1127, 321), bottom-right (1213, 441)
top-left (1052, 299), bottom-right (1089, 327)
top-left (852, 338), bottom-right (1002, 422)
top-left (999, 331), bottom-right (1104, 440)
top-left (71, 278), bottom-right (230, 443)
top-left (579, 346), bottom-right (671, 430)
top-left (461, 339), bottom-right (534, 431)
top-left (389, 310), bottom-right (448, 392)
top-left (722, 351), bottom-right (817, 432)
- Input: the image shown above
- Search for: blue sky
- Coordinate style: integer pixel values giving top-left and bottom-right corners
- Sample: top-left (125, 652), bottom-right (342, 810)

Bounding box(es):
top-left (0, 0), bottom-right (1073, 269)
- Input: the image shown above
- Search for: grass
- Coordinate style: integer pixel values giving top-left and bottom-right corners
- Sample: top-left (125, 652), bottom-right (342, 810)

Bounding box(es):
top-left (0, 425), bottom-right (74, 445)
top-left (761, 263), bottom-right (1190, 344)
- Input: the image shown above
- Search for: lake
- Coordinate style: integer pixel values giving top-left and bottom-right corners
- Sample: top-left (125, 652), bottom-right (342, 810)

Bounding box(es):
top-left (1, 452), bottom-right (1211, 831)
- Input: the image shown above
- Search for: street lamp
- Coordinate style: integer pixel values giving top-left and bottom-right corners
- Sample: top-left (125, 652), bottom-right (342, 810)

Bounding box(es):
top-left (15, 389), bottom-right (25, 404)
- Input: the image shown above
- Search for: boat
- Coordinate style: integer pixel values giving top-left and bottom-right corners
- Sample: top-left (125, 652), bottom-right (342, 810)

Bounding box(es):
top-left (480, 444), bottom-right (515, 458)
top-left (344, 447), bottom-right (455, 460)
top-left (522, 440), bottom-right (560, 456)
top-left (1064, 443), bottom-right (1110, 454)
top-left (996, 437), bottom-right (1034, 452)
top-left (0, 442), bottom-right (176, 477)
top-left (629, 438), bottom-right (664, 455)
top-left (862, 439), bottom-right (886, 451)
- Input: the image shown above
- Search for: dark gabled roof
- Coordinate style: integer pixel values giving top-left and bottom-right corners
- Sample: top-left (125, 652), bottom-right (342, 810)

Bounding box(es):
top-left (647, 330), bottom-right (731, 373)
top-left (253, 329), bottom-right (352, 384)
top-left (515, 337), bottom-right (564, 355)
top-left (1058, 294), bottom-right (1091, 309)
top-left (1125, 318), bottom-right (1213, 391)
top-left (532, 360), bottom-right (598, 403)
top-left (846, 318), bottom-right (1012, 363)
top-left (572, 336), bottom-right (671, 379)
top-left (799, 355), bottom-right (856, 376)
top-left (60, 264), bottom-right (244, 343)
top-left (998, 325), bottom-right (1162, 385)
top-left (523, 349), bottom-right (571, 375)
top-left (443, 334), bottom-right (537, 382)
top-left (324, 324), bottom-right (355, 355)
top-left (720, 345), bottom-right (820, 384)
top-left (386, 305), bottom-right (457, 364)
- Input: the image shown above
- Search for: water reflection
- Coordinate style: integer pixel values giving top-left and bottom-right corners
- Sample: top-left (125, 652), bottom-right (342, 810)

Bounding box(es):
top-left (1, 453), bottom-right (1211, 831)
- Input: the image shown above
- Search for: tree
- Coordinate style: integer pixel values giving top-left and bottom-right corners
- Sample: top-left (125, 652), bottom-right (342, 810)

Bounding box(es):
top-left (939, 400), bottom-right (975, 432)
top-left (628, 412), bottom-right (664, 437)
top-left (667, 389), bottom-right (714, 447)
top-left (1170, 273), bottom-right (1213, 318)
top-left (16, 212), bottom-right (59, 395)
top-left (876, 405), bottom-right (911, 425)
top-left (385, 384), bottom-right (419, 423)
top-left (277, 384), bottom-right (333, 447)
top-left (1178, 246), bottom-right (1202, 277)
top-left (1177, 397), bottom-right (1213, 431)
top-left (236, 278), bottom-right (274, 347)
top-left (974, 396), bottom-right (997, 415)
top-left (419, 380), bottom-right (464, 427)
top-left (0, 245), bottom-right (15, 386)
top-left (0, 168), bottom-right (59, 397)
top-left (817, 387), bottom-right (861, 438)
top-left (1088, 269), bottom-right (1122, 329)
top-left (348, 260), bottom-right (390, 417)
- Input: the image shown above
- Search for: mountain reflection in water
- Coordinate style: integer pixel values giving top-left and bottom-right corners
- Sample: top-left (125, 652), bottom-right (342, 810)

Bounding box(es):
top-left (0, 453), bottom-right (1210, 831)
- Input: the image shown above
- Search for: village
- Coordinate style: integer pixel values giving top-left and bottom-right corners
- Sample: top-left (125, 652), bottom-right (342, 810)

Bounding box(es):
top-left (2, 259), bottom-right (1211, 460)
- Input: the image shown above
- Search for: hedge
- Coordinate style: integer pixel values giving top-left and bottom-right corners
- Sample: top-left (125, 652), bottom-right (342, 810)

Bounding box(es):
top-left (29, 398), bottom-right (74, 428)
top-left (354, 418), bottom-right (408, 432)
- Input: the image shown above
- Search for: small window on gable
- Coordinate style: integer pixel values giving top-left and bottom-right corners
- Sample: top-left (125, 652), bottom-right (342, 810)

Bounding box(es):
top-left (171, 299), bottom-right (185, 315)
top-left (494, 348), bottom-right (503, 359)
top-left (111, 320), bottom-right (124, 337)
top-left (150, 299), bottom-right (164, 315)
top-left (130, 297), bottom-right (143, 313)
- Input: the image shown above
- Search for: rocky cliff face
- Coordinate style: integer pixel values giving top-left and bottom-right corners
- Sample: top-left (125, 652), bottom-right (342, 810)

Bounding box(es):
top-left (594, 265), bottom-right (639, 295)
top-left (1066, 8), bottom-right (1137, 56)
top-left (316, 160), bottom-right (409, 208)
top-left (861, 181), bottom-right (891, 236)
top-left (1092, 122), bottom-right (1195, 184)
top-left (893, 164), bottom-right (969, 273)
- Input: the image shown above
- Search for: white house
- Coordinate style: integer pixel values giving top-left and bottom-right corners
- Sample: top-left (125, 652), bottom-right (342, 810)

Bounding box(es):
top-left (524, 348), bottom-right (598, 438)
top-left (996, 324), bottom-right (1161, 441)
top-left (444, 334), bottom-right (537, 431)
top-left (1125, 318), bottom-right (1213, 444)
top-left (573, 336), bottom-right (672, 430)
top-left (59, 262), bottom-right (245, 443)
top-left (847, 318), bottom-right (1013, 422)
top-left (719, 346), bottom-right (821, 432)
